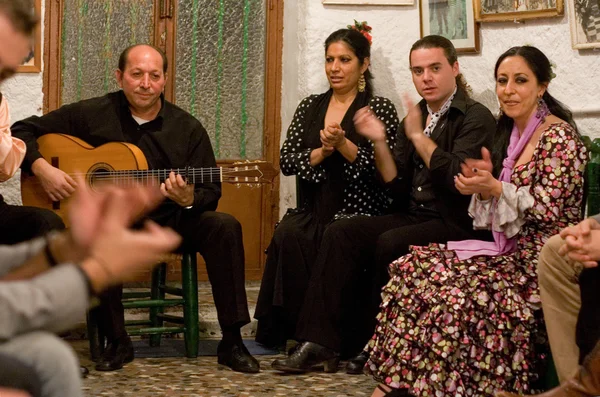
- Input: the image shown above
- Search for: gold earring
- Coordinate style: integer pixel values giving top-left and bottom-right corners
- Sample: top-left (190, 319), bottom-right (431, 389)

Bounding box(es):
top-left (358, 74), bottom-right (366, 92)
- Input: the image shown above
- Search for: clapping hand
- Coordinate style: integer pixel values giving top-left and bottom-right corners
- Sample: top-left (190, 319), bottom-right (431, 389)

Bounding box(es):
top-left (68, 175), bottom-right (181, 293)
top-left (354, 106), bottom-right (386, 142)
top-left (454, 168), bottom-right (502, 199)
top-left (461, 147), bottom-right (493, 178)
top-left (320, 122), bottom-right (346, 149)
top-left (401, 94), bottom-right (424, 142)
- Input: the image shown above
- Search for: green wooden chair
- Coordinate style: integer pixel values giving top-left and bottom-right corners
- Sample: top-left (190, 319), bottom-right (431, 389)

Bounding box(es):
top-left (87, 252), bottom-right (200, 359)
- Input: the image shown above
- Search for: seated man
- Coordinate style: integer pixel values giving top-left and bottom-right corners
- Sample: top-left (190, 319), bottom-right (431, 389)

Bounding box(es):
top-left (497, 215), bottom-right (600, 397)
top-left (0, 0), bottom-right (64, 245)
top-left (1, 178), bottom-right (181, 397)
top-left (11, 44), bottom-right (259, 373)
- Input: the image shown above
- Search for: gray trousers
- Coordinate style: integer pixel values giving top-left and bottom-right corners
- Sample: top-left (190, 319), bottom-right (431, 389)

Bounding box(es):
top-left (0, 332), bottom-right (82, 397)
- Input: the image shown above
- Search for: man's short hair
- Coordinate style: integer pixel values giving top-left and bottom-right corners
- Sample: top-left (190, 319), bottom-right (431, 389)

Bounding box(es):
top-left (118, 44), bottom-right (169, 74)
top-left (0, 0), bottom-right (38, 36)
top-left (410, 35), bottom-right (458, 67)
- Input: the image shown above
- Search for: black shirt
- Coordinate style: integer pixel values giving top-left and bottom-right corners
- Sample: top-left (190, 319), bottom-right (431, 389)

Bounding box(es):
top-left (388, 88), bottom-right (497, 233)
top-left (12, 91), bottom-right (220, 221)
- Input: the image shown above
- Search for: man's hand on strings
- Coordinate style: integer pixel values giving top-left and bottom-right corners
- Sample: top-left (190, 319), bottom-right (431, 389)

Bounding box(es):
top-left (160, 171), bottom-right (194, 207)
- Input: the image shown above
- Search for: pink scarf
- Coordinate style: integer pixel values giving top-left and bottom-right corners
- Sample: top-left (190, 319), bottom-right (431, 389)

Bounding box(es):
top-left (447, 107), bottom-right (549, 260)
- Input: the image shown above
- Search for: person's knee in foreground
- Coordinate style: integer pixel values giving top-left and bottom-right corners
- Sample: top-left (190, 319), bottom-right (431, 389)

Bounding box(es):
top-left (365, 45), bottom-right (587, 397)
top-left (271, 34), bottom-right (497, 375)
top-left (0, 352), bottom-right (42, 397)
top-left (496, 215), bottom-right (600, 397)
top-left (0, 178), bottom-right (181, 397)
top-left (0, 332), bottom-right (81, 397)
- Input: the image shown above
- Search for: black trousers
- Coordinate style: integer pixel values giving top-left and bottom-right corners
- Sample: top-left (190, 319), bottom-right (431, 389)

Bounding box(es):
top-left (576, 265), bottom-right (600, 362)
top-left (295, 211), bottom-right (486, 352)
top-left (0, 199), bottom-right (65, 244)
top-left (97, 210), bottom-right (251, 342)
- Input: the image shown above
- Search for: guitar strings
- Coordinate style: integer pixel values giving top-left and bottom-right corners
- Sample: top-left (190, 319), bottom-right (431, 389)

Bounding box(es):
top-left (61, 167), bottom-right (265, 183)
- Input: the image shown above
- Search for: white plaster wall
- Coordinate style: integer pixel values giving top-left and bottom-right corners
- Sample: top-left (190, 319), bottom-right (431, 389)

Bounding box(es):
top-left (279, 1), bottom-right (600, 216)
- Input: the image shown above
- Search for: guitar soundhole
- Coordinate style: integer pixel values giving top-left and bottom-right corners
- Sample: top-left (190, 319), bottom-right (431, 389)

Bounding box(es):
top-left (88, 163), bottom-right (115, 191)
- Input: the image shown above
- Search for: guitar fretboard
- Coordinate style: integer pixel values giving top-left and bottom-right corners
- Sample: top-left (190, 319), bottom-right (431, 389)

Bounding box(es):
top-left (89, 167), bottom-right (223, 185)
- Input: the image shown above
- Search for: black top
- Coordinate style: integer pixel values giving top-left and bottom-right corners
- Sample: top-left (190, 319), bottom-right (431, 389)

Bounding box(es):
top-left (12, 91), bottom-right (220, 221)
top-left (389, 88), bottom-right (497, 233)
top-left (280, 91), bottom-right (400, 222)
top-left (409, 148), bottom-right (437, 213)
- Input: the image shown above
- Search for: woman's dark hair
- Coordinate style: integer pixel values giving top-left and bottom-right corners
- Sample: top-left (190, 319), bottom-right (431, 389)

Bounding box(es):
top-left (491, 45), bottom-right (577, 176)
top-left (324, 29), bottom-right (373, 98)
top-left (410, 35), bottom-right (471, 97)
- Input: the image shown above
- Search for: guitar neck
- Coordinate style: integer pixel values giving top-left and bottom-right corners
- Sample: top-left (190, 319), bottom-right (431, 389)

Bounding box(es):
top-left (98, 167), bottom-right (222, 185)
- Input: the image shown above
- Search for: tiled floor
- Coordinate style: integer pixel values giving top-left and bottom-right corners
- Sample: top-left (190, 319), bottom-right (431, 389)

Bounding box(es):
top-left (72, 340), bottom-right (378, 396)
top-left (72, 281), bottom-right (379, 396)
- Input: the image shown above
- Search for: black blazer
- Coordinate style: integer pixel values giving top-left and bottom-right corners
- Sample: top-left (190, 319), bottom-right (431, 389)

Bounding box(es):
top-left (388, 88), bottom-right (497, 235)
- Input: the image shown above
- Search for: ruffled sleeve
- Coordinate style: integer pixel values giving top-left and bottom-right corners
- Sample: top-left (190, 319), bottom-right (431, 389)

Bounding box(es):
top-left (343, 97), bottom-right (399, 181)
top-left (0, 98), bottom-right (26, 182)
top-left (279, 96), bottom-right (326, 183)
top-left (468, 123), bottom-right (586, 238)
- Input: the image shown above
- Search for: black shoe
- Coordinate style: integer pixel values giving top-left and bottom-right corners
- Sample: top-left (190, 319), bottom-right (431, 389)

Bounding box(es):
top-left (217, 341), bottom-right (260, 373)
top-left (80, 366), bottom-right (89, 378)
top-left (271, 341), bottom-right (340, 373)
top-left (95, 337), bottom-right (134, 371)
top-left (346, 351), bottom-right (369, 375)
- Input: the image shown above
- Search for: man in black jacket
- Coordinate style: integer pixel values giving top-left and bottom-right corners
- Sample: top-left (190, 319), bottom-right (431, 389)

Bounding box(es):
top-left (11, 44), bottom-right (259, 374)
top-left (271, 35), bottom-right (496, 374)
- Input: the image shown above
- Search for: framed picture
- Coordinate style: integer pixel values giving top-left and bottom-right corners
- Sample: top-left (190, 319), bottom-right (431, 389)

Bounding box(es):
top-left (568, 0), bottom-right (600, 49)
top-left (17, 0), bottom-right (41, 73)
top-left (323, 0), bottom-right (415, 5)
top-left (420, 0), bottom-right (480, 53)
top-left (474, 0), bottom-right (564, 22)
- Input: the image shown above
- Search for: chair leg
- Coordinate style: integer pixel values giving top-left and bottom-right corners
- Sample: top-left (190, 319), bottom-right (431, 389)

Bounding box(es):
top-left (149, 263), bottom-right (167, 347)
top-left (181, 252), bottom-right (199, 358)
top-left (87, 307), bottom-right (105, 361)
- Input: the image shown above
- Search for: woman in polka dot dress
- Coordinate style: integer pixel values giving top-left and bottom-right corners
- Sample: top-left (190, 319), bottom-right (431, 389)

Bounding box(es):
top-left (365, 47), bottom-right (588, 397)
top-left (254, 28), bottom-right (400, 349)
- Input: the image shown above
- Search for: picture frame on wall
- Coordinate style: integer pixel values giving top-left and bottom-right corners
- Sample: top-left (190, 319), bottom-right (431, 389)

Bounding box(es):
top-left (420, 0), bottom-right (480, 53)
top-left (568, 0), bottom-right (600, 49)
top-left (323, 0), bottom-right (415, 5)
top-left (474, 0), bottom-right (564, 22)
top-left (16, 0), bottom-right (41, 73)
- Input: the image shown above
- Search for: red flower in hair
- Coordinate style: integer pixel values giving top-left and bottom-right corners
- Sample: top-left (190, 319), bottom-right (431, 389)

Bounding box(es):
top-left (347, 19), bottom-right (373, 45)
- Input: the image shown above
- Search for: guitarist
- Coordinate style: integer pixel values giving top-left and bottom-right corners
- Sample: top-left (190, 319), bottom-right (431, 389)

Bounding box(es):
top-left (12, 44), bottom-right (260, 374)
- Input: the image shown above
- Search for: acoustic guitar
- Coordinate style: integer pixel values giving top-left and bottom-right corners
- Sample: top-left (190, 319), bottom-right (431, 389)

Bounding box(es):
top-left (21, 133), bottom-right (278, 223)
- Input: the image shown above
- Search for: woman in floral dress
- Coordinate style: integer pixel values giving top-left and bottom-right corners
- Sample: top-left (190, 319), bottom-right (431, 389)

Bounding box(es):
top-left (366, 46), bottom-right (588, 397)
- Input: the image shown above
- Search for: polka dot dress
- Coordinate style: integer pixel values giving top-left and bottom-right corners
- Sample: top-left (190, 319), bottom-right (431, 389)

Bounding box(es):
top-left (365, 123), bottom-right (588, 396)
top-left (254, 93), bottom-right (401, 348)
top-left (280, 95), bottom-right (400, 219)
